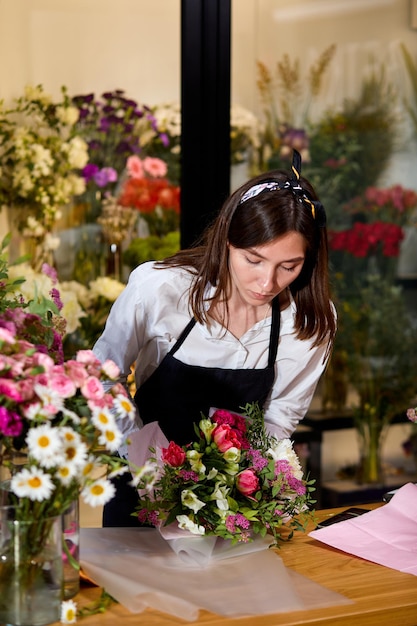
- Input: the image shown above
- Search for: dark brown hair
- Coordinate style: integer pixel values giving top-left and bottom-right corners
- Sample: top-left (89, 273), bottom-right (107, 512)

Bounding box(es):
top-left (158, 169), bottom-right (336, 348)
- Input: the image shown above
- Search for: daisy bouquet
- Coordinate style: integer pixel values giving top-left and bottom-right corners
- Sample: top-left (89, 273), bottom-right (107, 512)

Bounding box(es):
top-left (0, 312), bottom-right (135, 531)
top-left (134, 403), bottom-right (315, 546)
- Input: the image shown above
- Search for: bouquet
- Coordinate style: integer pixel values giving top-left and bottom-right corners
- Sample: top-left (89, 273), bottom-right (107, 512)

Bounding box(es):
top-left (134, 403), bottom-right (315, 546)
top-left (0, 328), bottom-right (135, 520)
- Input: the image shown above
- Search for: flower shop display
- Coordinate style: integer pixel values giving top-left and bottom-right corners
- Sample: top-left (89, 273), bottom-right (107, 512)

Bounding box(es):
top-left (326, 186), bottom-right (417, 484)
top-left (134, 403), bottom-right (315, 547)
top-left (115, 155), bottom-right (181, 268)
top-left (142, 101), bottom-right (182, 185)
top-left (142, 101), bottom-right (263, 184)
top-left (71, 89), bottom-right (168, 223)
top-left (0, 84), bottom-right (89, 270)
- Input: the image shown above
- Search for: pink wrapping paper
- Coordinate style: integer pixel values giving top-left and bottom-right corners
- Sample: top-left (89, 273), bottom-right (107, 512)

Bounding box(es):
top-left (309, 482), bottom-right (417, 575)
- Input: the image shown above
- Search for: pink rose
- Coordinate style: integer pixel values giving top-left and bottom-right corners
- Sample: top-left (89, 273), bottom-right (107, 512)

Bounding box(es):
top-left (65, 360), bottom-right (89, 386)
top-left (101, 359), bottom-right (120, 380)
top-left (81, 376), bottom-right (105, 400)
top-left (49, 371), bottom-right (77, 398)
top-left (75, 350), bottom-right (101, 367)
top-left (162, 441), bottom-right (186, 467)
top-left (15, 378), bottom-right (36, 401)
top-left (0, 379), bottom-right (23, 402)
top-left (212, 423), bottom-right (242, 452)
top-left (236, 469), bottom-right (259, 496)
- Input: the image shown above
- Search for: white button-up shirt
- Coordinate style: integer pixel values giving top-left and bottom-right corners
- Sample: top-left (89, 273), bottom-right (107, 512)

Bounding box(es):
top-left (93, 261), bottom-right (331, 442)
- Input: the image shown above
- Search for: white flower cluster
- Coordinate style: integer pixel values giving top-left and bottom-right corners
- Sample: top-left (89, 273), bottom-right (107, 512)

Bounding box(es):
top-left (230, 104), bottom-right (263, 164)
top-left (0, 84), bottom-right (88, 233)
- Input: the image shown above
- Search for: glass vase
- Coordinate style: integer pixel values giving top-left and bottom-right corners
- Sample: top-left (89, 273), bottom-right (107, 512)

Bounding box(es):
top-left (62, 499), bottom-right (80, 599)
top-left (0, 506), bottom-right (63, 626)
top-left (355, 420), bottom-right (386, 485)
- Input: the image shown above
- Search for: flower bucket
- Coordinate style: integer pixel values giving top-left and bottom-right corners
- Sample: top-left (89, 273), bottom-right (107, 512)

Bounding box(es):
top-left (0, 506), bottom-right (63, 626)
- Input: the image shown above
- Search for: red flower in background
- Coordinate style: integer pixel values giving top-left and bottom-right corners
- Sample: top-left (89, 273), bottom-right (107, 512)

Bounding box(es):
top-left (117, 155), bottom-right (180, 214)
top-left (328, 221), bottom-right (404, 258)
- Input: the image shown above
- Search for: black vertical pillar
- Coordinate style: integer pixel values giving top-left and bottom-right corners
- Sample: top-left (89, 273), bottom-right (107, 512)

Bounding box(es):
top-left (180, 0), bottom-right (231, 249)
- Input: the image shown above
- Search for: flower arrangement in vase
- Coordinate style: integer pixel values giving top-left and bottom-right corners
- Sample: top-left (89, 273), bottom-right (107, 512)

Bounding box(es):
top-left (0, 247), bottom-right (134, 624)
top-left (134, 403), bottom-right (315, 546)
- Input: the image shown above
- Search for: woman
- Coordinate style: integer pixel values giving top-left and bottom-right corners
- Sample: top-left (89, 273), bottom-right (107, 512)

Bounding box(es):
top-left (93, 150), bottom-right (336, 526)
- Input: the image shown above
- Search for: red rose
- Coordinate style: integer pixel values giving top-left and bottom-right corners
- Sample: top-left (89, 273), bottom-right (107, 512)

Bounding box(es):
top-left (212, 423), bottom-right (242, 452)
top-left (162, 441), bottom-right (186, 467)
top-left (236, 469), bottom-right (259, 496)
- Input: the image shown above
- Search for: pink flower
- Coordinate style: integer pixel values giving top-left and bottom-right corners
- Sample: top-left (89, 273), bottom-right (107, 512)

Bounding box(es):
top-left (101, 359), bottom-right (120, 380)
top-left (81, 376), bottom-right (105, 400)
top-left (127, 155), bottom-right (144, 179)
top-left (143, 156), bottom-right (167, 178)
top-left (64, 360), bottom-right (89, 386)
top-left (75, 350), bottom-right (101, 367)
top-left (0, 327), bottom-right (15, 343)
top-left (0, 407), bottom-right (23, 437)
top-left (0, 379), bottom-right (23, 402)
top-left (15, 378), bottom-right (36, 401)
top-left (48, 371), bottom-right (77, 398)
top-left (33, 352), bottom-right (55, 373)
top-left (162, 441), bottom-right (186, 467)
top-left (213, 423), bottom-right (242, 452)
top-left (236, 469), bottom-right (259, 496)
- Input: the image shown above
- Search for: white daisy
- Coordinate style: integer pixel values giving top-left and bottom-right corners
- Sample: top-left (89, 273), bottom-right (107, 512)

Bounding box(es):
top-left (130, 460), bottom-right (159, 489)
top-left (61, 599), bottom-right (77, 624)
top-left (113, 394), bottom-right (136, 421)
top-left (98, 426), bottom-right (123, 453)
top-left (90, 406), bottom-right (116, 431)
top-left (60, 426), bottom-right (81, 446)
top-left (26, 424), bottom-right (64, 468)
top-left (81, 478), bottom-right (116, 507)
top-left (11, 467), bottom-right (55, 501)
top-left (56, 461), bottom-right (78, 486)
top-left (80, 455), bottom-right (102, 480)
top-left (62, 439), bottom-right (88, 469)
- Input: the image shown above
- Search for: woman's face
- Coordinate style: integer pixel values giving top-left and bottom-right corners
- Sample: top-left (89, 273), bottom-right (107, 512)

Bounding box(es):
top-left (227, 231), bottom-right (306, 307)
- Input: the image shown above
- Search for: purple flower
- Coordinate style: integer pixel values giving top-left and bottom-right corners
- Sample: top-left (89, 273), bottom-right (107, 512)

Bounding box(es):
top-left (50, 287), bottom-right (63, 311)
top-left (93, 167), bottom-right (118, 188)
top-left (82, 163), bottom-right (99, 181)
top-left (246, 448), bottom-right (269, 471)
top-left (42, 263), bottom-right (58, 284)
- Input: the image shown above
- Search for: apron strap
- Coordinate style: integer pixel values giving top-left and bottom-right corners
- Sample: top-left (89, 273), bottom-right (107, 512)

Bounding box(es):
top-left (168, 318), bottom-right (197, 356)
top-left (268, 296), bottom-right (280, 367)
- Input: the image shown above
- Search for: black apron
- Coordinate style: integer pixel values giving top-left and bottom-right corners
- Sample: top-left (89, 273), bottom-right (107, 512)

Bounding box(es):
top-left (134, 295), bottom-right (280, 445)
top-left (102, 296), bottom-right (280, 526)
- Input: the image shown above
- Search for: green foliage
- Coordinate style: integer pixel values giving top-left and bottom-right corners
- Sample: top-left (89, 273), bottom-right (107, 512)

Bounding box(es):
top-left (123, 231), bottom-right (180, 268)
top-left (336, 275), bottom-right (417, 422)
